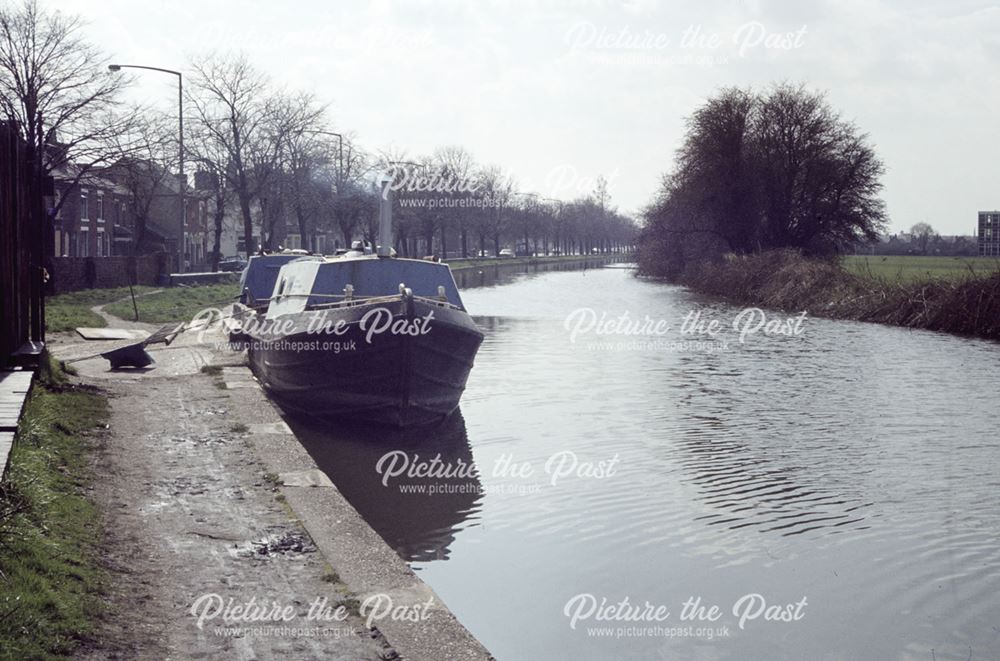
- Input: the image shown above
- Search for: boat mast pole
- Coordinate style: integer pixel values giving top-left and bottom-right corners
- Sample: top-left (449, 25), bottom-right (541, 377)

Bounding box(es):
top-left (378, 176), bottom-right (393, 257)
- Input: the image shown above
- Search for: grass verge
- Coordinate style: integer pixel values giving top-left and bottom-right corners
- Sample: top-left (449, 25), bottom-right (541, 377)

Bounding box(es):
top-left (103, 283), bottom-right (239, 325)
top-left (45, 287), bottom-right (155, 333)
top-left (673, 249), bottom-right (1000, 340)
top-left (0, 356), bottom-right (109, 660)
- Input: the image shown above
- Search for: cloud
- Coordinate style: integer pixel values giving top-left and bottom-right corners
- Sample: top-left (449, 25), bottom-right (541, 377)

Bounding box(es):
top-left (54, 0), bottom-right (1000, 233)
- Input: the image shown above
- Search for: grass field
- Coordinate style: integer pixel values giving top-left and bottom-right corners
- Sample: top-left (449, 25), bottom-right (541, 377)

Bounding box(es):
top-left (843, 255), bottom-right (1000, 282)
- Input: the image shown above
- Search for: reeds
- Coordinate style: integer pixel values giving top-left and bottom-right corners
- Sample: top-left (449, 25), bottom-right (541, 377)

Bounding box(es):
top-left (668, 249), bottom-right (1000, 341)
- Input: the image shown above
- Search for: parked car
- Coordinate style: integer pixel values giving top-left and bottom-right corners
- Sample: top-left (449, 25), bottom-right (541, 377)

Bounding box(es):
top-left (498, 248), bottom-right (515, 259)
top-left (477, 250), bottom-right (492, 258)
top-left (218, 256), bottom-right (248, 272)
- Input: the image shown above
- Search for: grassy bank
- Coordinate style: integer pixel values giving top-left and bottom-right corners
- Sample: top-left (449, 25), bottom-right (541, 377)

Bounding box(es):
top-left (49, 258), bottom-right (621, 331)
top-left (844, 255), bottom-right (1000, 283)
top-left (103, 283), bottom-right (239, 324)
top-left (45, 287), bottom-right (156, 332)
top-left (48, 283), bottom-right (239, 332)
top-left (673, 250), bottom-right (1000, 340)
top-left (0, 357), bottom-right (109, 659)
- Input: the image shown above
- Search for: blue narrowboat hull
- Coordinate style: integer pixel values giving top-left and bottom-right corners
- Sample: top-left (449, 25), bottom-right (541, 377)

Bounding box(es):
top-left (245, 297), bottom-right (483, 427)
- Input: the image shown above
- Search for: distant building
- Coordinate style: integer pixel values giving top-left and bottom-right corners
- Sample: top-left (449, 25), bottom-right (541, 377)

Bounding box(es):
top-left (51, 165), bottom-right (133, 259)
top-left (979, 211), bottom-right (1000, 256)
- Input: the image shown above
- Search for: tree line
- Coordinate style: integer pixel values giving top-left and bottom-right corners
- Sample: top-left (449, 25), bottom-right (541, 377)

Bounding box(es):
top-left (639, 83), bottom-right (887, 277)
top-left (0, 0), bottom-right (636, 270)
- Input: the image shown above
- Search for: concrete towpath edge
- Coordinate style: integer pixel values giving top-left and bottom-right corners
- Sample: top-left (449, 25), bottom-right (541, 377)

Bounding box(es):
top-left (221, 363), bottom-right (495, 661)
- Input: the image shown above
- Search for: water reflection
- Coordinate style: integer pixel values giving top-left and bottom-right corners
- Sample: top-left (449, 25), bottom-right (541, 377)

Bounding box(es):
top-left (288, 410), bottom-right (483, 563)
top-left (273, 263), bottom-right (1000, 660)
top-left (452, 258), bottom-right (617, 290)
top-left (430, 266), bottom-right (1000, 660)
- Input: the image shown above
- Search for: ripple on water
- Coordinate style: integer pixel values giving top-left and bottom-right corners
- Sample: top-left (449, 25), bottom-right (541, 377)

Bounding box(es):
top-left (305, 266), bottom-right (1000, 660)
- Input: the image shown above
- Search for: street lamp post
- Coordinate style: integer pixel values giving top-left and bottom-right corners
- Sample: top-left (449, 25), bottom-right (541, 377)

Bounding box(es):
top-left (108, 63), bottom-right (186, 273)
top-left (330, 132), bottom-right (343, 192)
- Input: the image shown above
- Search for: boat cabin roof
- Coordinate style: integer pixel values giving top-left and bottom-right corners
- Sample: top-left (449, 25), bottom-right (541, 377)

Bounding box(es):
top-left (239, 254), bottom-right (315, 305)
top-left (242, 254), bottom-right (466, 316)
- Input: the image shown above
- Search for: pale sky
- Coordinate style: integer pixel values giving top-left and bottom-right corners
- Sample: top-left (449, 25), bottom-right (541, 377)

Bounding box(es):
top-left (58, 0), bottom-right (1000, 235)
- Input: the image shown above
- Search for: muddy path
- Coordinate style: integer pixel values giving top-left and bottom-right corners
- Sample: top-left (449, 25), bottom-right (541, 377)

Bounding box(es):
top-left (50, 321), bottom-right (393, 660)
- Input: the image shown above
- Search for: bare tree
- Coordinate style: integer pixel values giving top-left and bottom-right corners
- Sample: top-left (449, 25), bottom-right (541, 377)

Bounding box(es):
top-left (188, 57), bottom-right (329, 258)
top-left (285, 132), bottom-right (331, 251)
top-left (186, 121), bottom-right (231, 271)
top-left (434, 146), bottom-right (476, 258)
top-left (187, 54), bottom-right (271, 258)
top-left (255, 91), bottom-right (327, 250)
top-left (0, 0), bottom-right (137, 215)
top-left (910, 222), bottom-right (936, 255)
top-left (331, 137), bottom-right (372, 250)
top-left (104, 113), bottom-right (176, 255)
top-left (477, 165), bottom-right (516, 256)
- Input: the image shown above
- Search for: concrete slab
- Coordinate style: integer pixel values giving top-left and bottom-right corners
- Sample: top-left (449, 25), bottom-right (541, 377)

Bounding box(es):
top-left (222, 380), bottom-right (256, 389)
top-left (279, 469), bottom-right (335, 488)
top-left (250, 421), bottom-right (293, 435)
top-left (75, 327), bottom-right (149, 340)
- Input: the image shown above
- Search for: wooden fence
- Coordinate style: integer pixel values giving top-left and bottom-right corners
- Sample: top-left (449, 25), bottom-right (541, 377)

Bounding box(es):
top-left (0, 122), bottom-right (46, 367)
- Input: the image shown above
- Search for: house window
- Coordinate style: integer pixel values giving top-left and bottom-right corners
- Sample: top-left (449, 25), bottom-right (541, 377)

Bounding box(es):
top-left (67, 231), bottom-right (77, 257)
top-left (80, 190), bottom-right (89, 221)
top-left (96, 229), bottom-right (105, 257)
top-left (79, 228), bottom-right (89, 257)
top-left (97, 193), bottom-right (104, 221)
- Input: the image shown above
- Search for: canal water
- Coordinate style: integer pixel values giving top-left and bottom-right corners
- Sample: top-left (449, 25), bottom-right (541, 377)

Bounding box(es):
top-left (295, 264), bottom-right (1000, 660)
